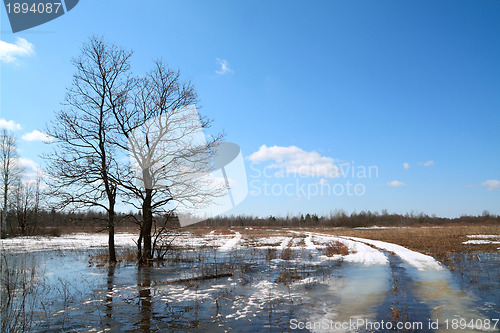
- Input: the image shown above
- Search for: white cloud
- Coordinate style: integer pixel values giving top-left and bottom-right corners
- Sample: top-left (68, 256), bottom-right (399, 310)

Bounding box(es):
top-left (0, 37), bottom-right (35, 63)
top-left (17, 157), bottom-right (38, 170)
top-left (13, 157), bottom-right (41, 179)
top-left (247, 145), bottom-right (340, 178)
top-left (0, 119), bottom-right (22, 131)
top-left (403, 162), bottom-right (410, 170)
top-left (215, 58), bottom-right (233, 75)
top-left (21, 130), bottom-right (53, 142)
top-left (387, 180), bottom-right (406, 187)
top-left (480, 179), bottom-right (500, 191)
top-left (418, 160), bottom-right (435, 167)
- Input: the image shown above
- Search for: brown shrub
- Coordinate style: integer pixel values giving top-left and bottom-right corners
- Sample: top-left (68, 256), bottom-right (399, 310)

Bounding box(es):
top-left (275, 271), bottom-right (301, 284)
top-left (324, 241), bottom-right (349, 256)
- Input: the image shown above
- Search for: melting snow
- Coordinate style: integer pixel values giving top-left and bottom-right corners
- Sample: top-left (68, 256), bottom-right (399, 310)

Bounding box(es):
top-left (304, 235), bottom-right (317, 250)
top-left (463, 240), bottom-right (500, 245)
top-left (305, 233), bottom-right (388, 266)
top-left (463, 234), bottom-right (500, 245)
top-left (0, 233), bottom-right (137, 253)
top-left (219, 232), bottom-right (242, 251)
top-left (345, 236), bottom-right (443, 271)
top-left (466, 234), bottom-right (500, 239)
top-left (278, 237), bottom-right (292, 249)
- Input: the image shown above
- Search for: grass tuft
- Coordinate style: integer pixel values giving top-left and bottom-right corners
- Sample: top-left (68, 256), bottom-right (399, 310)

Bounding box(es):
top-left (323, 241), bottom-right (350, 257)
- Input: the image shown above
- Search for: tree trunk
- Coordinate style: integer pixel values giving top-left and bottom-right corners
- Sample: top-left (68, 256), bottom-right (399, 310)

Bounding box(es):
top-left (141, 188), bottom-right (153, 264)
top-left (137, 229), bottom-right (143, 261)
top-left (1, 181), bottom-right (7, 239)
top-left (108, 202), bottom-right (117, 263)
top-left (108, 212), bottom-right (117, 263)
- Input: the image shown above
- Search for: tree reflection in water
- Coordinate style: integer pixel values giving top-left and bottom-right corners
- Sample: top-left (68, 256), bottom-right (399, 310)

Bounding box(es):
top-left (138, 266), bottom-right (152, 332)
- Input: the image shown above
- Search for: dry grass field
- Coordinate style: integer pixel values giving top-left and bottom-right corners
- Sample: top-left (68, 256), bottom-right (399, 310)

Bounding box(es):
top-left (317, 224), bottom-right (500, 254)
top-left (179, 223), bottom-right (500, 255)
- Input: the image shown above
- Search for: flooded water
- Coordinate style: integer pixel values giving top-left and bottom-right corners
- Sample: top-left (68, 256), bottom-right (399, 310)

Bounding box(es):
top-left (1, 232), bottom-right (499, 332)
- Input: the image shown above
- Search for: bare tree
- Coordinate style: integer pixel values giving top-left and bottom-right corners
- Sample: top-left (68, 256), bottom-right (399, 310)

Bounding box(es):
top-left (11, 176), bottom-right (43, 235)
top-left (12, 180), bottom-right (29, 235)
top-left (0, 130), bottom-right (23, 238)
top-left (112, 61), bottom-right (224, 263)
top-left (45, 36), bottom-right (133, 262)
top-left (31, 170), bottom-right (43, 232)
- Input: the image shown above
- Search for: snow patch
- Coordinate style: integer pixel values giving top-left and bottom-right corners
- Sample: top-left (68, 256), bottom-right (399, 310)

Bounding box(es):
top-left (306, 233), bottom-right (388, 266)
top-left (345, 236), bottom-right (443, 271)
top-left (463, 235), bottom-right (500, 245)
top-left (466, 234), bottom-right (500, 239)
top-left (339, 238), bottom-right (388, 266)
top-left (463, 240), bottom-right (500, 245)
top-left (220, 232), bottom-right (242, 251)
top-left (278, 237), bottom-right (292, 249)
top-left (304, 235), bottom-right (317, 250)
top-left (0, 233), bottom-right (136, 253)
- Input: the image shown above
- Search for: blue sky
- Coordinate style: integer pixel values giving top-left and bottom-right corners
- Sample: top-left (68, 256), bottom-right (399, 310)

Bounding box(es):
top-left (1, 0), bottom-right (499, 218)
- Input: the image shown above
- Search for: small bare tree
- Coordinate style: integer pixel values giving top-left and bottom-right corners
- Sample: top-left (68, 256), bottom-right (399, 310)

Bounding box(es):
top-left (11, 175), bottom-right (43, 235)
top-left (12, 180), bottom-right (31, 235)
top-left (45, 36), bottom-right (134, 262)
top-left (31, 171), bottom-right (42, 232)
top-left (0, 130), bottom-right (23, 238)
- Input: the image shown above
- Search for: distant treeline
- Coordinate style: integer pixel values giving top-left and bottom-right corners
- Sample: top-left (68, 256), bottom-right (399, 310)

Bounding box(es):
top-left (1, 208), bottom-right (141, 236)
top-left (199, 211), bottom-right (500, 228)
top-left (3, 208), bottom-right (499, 236)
